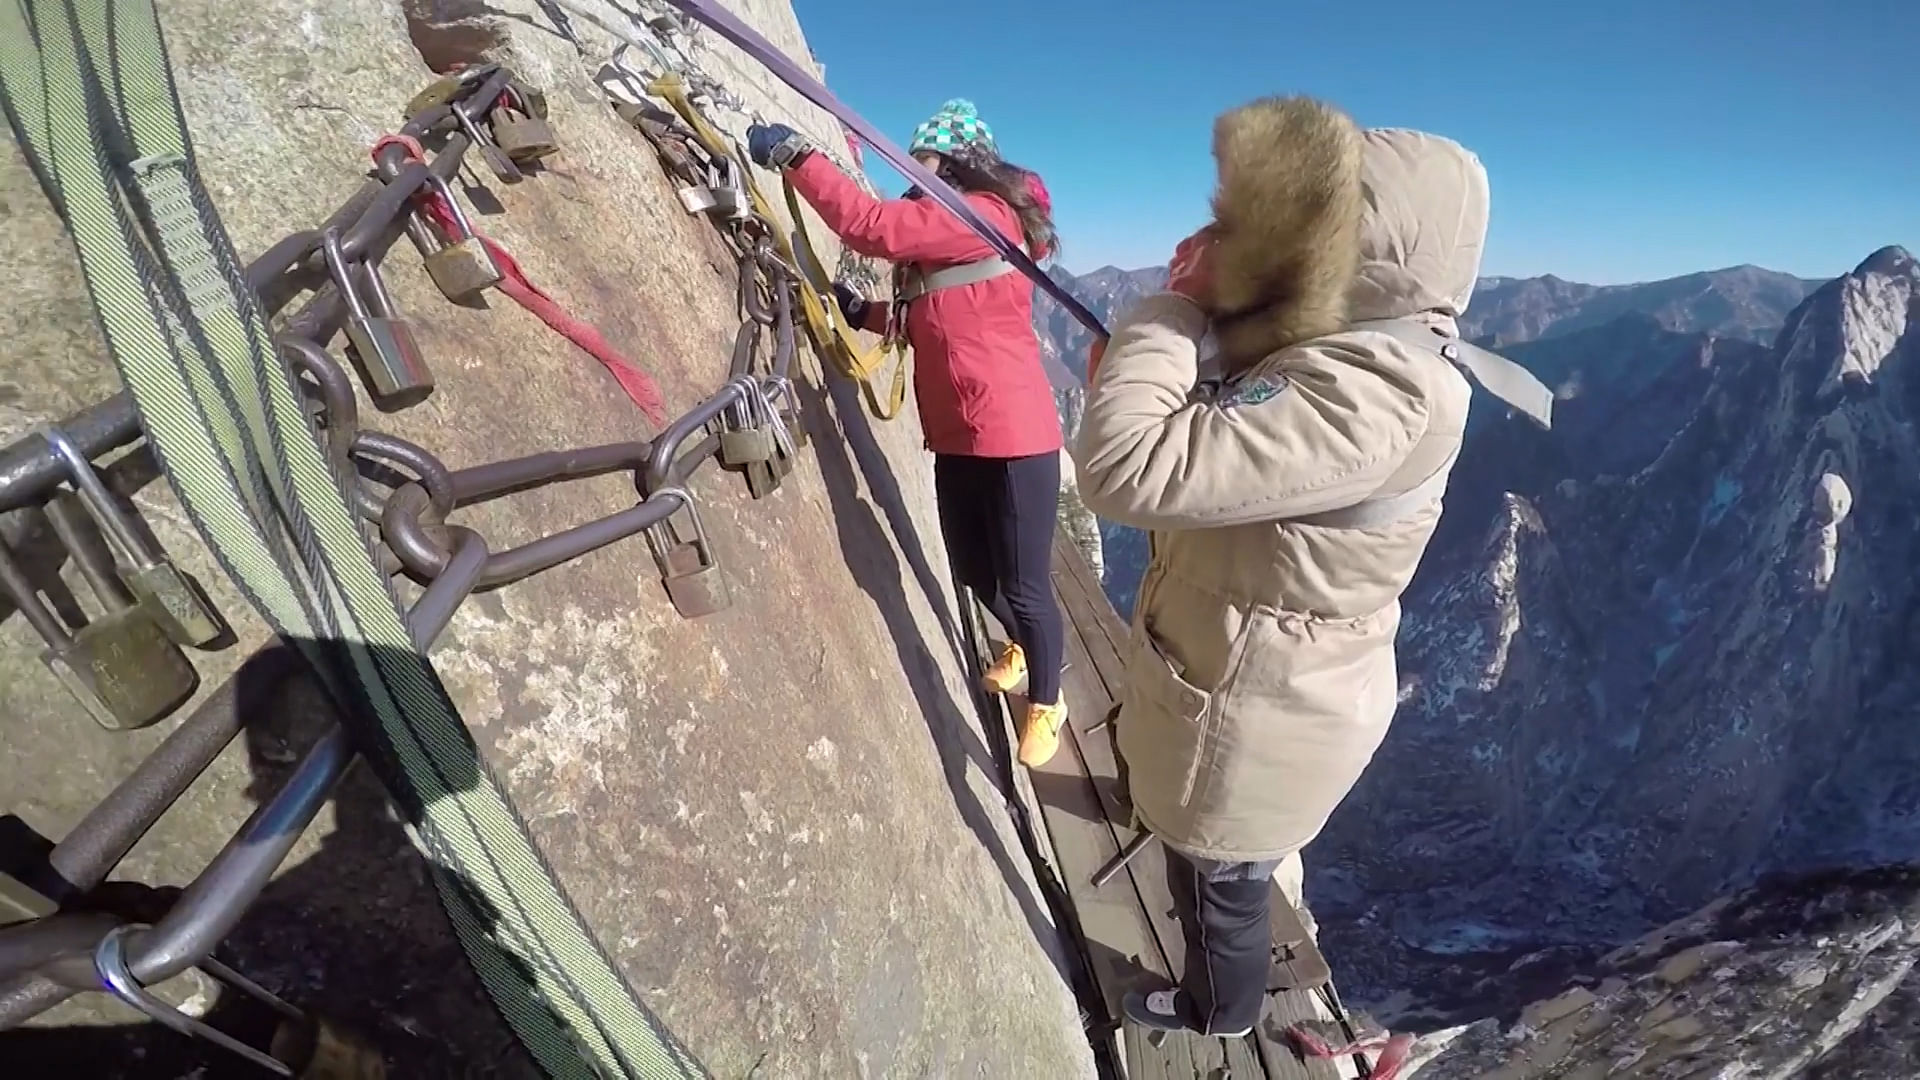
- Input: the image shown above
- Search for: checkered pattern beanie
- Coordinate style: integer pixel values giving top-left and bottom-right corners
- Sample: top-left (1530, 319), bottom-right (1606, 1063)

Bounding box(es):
top-left (909, 98), bottom-right (997, 159)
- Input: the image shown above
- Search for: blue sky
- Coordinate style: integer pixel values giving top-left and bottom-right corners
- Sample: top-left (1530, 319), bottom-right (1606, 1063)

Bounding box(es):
top-left (792, 0), bottom-right (1917, 285)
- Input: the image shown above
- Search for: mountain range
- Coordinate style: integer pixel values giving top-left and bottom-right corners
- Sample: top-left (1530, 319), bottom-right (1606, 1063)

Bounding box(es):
top-left (1037, 262), bottom-right (1829, 618)
top-left (1038, 247), bottom-right (1920, 1071)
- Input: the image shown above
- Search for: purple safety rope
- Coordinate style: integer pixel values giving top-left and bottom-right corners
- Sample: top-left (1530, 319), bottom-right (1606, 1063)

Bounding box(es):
top-left (658, 0), bottom-right (1111, 341)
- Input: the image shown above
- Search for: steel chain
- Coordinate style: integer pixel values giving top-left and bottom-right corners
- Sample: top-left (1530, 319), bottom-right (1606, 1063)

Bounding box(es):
top-left (2, 57), bottom-right (818, 645)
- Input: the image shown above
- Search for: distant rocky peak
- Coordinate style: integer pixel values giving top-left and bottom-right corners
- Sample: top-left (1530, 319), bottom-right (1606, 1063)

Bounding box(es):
top-left (1855, 244), bottom-right (1917, 279)
top-left (1777, 244), bottom-right (1918, 395)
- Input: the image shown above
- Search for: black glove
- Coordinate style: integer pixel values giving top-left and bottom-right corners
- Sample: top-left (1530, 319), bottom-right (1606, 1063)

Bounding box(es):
top-left (833, 282), bottom-right (870, 327)
top-left (746, 122), bottom-right (809, 169)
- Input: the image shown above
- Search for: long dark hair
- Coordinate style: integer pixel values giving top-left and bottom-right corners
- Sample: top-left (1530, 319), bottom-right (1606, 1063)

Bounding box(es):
top-left (937, 150), bottom-right (1058, 261)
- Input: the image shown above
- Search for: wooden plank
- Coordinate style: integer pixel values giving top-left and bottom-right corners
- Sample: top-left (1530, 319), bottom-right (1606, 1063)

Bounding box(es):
top-left (1000, 633), bottom-right (1172, 1026)
top-left (1270, 890), bottom-right (1332, 991)
top-left (1255, 988), bottom-right (1347, 1080)
top-left (1051, 532), bottom-right (1130, 697)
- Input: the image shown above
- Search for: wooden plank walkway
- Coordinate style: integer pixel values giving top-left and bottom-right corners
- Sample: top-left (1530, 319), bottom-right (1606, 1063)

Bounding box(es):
top-left (971, 526), bottom-right (1370, 1080)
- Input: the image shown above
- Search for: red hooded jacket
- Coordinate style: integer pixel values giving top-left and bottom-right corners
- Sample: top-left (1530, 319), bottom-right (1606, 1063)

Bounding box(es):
top-left (787, 153), bottom-right (1064, 459)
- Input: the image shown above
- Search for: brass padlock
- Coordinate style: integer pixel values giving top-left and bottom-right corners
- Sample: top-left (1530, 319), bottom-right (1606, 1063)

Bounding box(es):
top-left (744, 459), bottom-right (784, 501)
top-left (643, 488), bottom-right (730, 618)
top-left (451, 102), bottom-right (523, 184)
top-left (41, 428), bottom-right (226, 648)
top-left (489, 107), bottom-right (559, 164)
top-left (322, 227), bottom-right (434, 410)
top-left (0, 538), bottom-right (198, 732)
top-left (718, 427), bottom-right (775, 466)
top-left (503, 79), bottom-right (549, 120)
top-left (423, 238), bottom-right (499, 302)
top-left (416, 174), bottom-right (501, 302)
top-left (401, 64), bottom-right (496, 120)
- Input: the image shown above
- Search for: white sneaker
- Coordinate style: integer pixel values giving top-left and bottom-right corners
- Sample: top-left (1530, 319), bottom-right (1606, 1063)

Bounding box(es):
top-left (1122, 989), bottom-right (1252, 1038)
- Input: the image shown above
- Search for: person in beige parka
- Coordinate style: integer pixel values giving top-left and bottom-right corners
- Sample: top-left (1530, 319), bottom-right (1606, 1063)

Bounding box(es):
top-left (1073, 96), bottom-right (1547, 1036)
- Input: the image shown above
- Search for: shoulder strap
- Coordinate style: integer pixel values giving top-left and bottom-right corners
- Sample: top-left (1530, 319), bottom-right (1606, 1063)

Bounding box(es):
top-left (898, 253), bottom-right (1020, 300)
top-left (1353, 317), bottom-right (1554, 431)
top-left (1286, 315), bottom-right (1550, 531)
top-left (1290, 442), bottom-right (1461, 530)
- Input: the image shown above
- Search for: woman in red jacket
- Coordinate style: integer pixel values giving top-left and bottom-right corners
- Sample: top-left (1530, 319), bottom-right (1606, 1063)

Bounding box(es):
top-left (748, 100), bottom-right (1068, 767)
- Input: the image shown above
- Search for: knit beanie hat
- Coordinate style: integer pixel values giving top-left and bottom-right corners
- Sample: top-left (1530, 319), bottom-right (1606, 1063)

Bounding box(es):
top-left (909, 98), bottom-right (998, 159)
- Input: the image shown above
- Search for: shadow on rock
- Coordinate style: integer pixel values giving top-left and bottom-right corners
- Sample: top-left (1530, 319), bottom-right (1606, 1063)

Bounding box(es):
top-left (796, 372), bottom-right (1074, 985)
top-left (0, 634), bottom-right (687, 1078)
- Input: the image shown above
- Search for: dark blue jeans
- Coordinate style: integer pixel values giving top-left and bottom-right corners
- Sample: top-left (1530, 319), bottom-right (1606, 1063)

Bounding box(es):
top-left (934, 451), bottom-right (1064, 706)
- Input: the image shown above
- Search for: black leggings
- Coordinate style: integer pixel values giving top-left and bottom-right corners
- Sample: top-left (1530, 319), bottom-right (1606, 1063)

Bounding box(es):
top-left (934, 451), bottom-right (1064, 706)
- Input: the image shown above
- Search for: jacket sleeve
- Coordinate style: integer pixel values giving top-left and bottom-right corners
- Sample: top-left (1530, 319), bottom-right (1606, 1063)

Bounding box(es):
top-left (1070, 293), bottom-right (1431, 530)
top-left (788, 153), bottom-right (998, 265)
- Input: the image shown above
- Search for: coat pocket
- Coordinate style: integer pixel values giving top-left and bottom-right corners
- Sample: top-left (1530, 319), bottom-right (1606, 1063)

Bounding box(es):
top-left (1121, 625), bottom-right (1214, 808)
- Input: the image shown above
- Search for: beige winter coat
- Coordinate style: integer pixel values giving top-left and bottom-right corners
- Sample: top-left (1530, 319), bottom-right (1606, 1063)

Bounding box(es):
top-left (1071, 106), bottom-right (1486, 863)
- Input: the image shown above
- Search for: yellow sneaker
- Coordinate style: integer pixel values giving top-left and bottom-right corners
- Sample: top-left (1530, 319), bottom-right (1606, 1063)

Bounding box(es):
top-left (982, 642), bottom-right (1027, 694)
top-left (1018, 700), bottom-right (1069, 767)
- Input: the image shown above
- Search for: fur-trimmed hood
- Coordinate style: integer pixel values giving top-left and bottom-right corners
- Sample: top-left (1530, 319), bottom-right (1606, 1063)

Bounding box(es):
top-left (1207, 95), bottom-right (1363, 371)
top-left (1206, 102), bottom-right (1490, 367)
top-left (1348, 128), bottom-right (1490, 323)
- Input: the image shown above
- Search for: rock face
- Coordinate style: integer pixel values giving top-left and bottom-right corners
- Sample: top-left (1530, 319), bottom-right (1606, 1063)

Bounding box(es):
top-left (1410, 865), bottom-right (1920, 1078)
top-left (0, 2), bottom-right (1092, 1077)
top-left (1309, 246), bottom-right (1920, 1071)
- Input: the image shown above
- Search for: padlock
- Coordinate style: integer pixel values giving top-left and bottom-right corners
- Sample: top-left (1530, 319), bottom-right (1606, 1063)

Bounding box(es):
top-left (677, 184), bottom-right (724, 216)
top-left (0, 539), bottom-right (198, 732)
top-left (321, 227), bottom-right (434, 410)
top-left (718, 377), bottom-right (778, 466)
top-left (41, 428), bottom-right (226, 648)
top-left (710, 158), bottom-right (751, 221)
top-left (503, 79), bottom-right (549, 121)
top-left (401, 64), bottom-right (497, 120)
top-left (718, 389), bottom-right (776, 468)
top-left (643, 488), bottom-right (730, 618)
top-left (719, 427), bottom-right (776, 466)
top-left (489, 107), bottom-right (560, 164)
top-left (451, 102), bottom-right (523, 184)
top-left (766, 376), bottom-right (809, 449)
top-left (416, 174), bottom-right (501, 302)
top-left (741, 382), bottom-right (796, 500)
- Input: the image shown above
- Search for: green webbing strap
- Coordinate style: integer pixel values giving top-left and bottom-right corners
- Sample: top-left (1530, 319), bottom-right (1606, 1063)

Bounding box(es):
top-left (0, 2), bottom-right (703, 1076)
